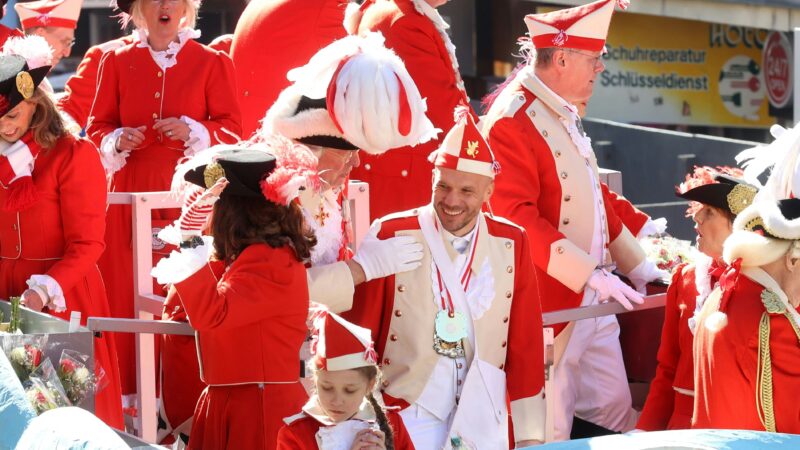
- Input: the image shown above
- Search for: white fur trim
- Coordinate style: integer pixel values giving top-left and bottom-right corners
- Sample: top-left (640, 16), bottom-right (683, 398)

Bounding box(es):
top-left (704, 311), bottom-right (728, 333)
top-left (157, 224), bottom-right (183, 247)
top-left (99, 128), bottom-right (130, 176)
top-left (688, 253), bottom-right (714, 335)
top-left (181, 115), bottom-right (211, 157)
top-left (301, 190), bottom-right (344, 266)
top-left (759, 198), bottom-right (800, 240)
top-left (736, 123), bottom-right (800, 198)
top-left (723, 229), bottom-right (793, 268)
top-left (2, 35), bottom-right (53, 69)
top-left (26, 274), bottom-right (65, 313)
top-left (151, 236), bottom-right (215, 285)
top-left (343, 1), bottom-right (362, 35)
top-left (264, 93), bottom-right (346, 143)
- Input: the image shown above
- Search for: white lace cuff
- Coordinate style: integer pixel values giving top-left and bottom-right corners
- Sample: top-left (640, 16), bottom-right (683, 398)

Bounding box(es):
top-left (637, 217), bottom-right (668, 239)
top-left (99, 128), bottom-right (131, 175)
top-left (26, 275), bottom-right (65, 313)
top-left (151, 236), bottom-right (215, 285)
top-left (181, 116), bottom-right (211, 157)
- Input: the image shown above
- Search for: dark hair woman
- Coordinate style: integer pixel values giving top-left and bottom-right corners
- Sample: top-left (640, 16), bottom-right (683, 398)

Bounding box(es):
top-left (152, 146), bottom-right (316, 450)
top-left (0, 36), bottom-right (123, 428)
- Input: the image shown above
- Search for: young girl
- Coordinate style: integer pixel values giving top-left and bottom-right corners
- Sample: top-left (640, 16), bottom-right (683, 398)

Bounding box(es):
top-left (277, 309), bottom-right (414, 450)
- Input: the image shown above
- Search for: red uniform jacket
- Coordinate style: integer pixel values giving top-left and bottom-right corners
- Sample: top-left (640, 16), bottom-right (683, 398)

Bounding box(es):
top-left (276, 411), bottom-right (414, 449)
top-left (58, 35), bottom-right (137, 129)
top-left (637, 263), bottom-right (702, 431)
top-left (604, 185), bottom-right (650, 238)
top-left (231, 0), bottom-right (348, 138)
top-left (0, 135), bottom-right (123, 429)
top-left (347, 0), bottom-right (474, 220)
top-left (693, 269), bottom-right (800, 433)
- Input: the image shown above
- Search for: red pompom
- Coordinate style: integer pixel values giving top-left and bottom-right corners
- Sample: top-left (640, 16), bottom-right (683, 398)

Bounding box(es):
top-left (3, 176), bottom-right (39, 211)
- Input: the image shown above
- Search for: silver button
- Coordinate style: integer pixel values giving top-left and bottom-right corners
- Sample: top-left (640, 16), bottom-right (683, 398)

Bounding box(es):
top-left (401, 170), bottom-right (408, 177)
top-left (364, 163), bottom-right (371, 171)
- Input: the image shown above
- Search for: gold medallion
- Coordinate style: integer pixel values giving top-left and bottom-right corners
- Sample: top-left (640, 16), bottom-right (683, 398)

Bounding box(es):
top-left (203, 162), bottom-right (225, 188)
top-left (726, 184), bottom-right (758, 215)
top-left (15, 71), bottom-right (34, 99)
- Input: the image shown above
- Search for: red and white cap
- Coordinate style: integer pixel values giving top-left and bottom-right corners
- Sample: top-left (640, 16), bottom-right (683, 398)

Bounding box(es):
top-left (310, 308), bottom-right (377, 371)
top-left (15, 0), bottom-right (83, 30)
top-left (525, 0), bottom-right (629, 52)
top-left (429, 106), bottom-right (500, 179)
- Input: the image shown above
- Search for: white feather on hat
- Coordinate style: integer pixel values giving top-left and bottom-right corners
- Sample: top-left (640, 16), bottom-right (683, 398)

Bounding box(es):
top-left (2, 36), bottom-right (53, 70)
top-left (736, 123), bottom-right (800, 200)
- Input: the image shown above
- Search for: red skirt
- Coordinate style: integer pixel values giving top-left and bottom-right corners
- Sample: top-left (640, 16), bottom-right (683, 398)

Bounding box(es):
top-left (0, 258), bottom-right (124, 429)
top-left (189, 382), bottom-right (308, 450)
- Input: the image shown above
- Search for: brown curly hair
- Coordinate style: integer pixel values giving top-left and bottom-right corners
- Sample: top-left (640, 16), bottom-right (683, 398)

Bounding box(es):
top-left (210, 195), bottom-right (316, 264)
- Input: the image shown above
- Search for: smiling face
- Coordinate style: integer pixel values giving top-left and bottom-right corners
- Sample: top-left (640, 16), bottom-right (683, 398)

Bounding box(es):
top-left (314, 369), bottom-right (374, 424)
top-left (314, 146), bottom-right (360, 191)
top-left (0, 100), bottom-right (36, 143)
top-left (432, 167), bottom-right (493, 237)
top-left (692, 205), bottom-right (734, 259)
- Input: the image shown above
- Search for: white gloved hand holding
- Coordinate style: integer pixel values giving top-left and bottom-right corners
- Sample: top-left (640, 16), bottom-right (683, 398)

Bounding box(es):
top-left (353, 223), bottom-right (424, 282)
top-left (586, 269), bottom-right (644, 311)
top-left (626, 258), bottom-right (670, 294)
top-left (636, 217), bottom-right (668, 239)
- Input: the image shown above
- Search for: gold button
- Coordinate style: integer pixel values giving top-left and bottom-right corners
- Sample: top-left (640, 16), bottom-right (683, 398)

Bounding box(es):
top-left (506, 291), bottom-right (512, 299)
top-left (555, 150), bottom-right (562, 158)
top-left (506, 266), bottom-right (513, 273)
top-left (152, 113), bottom-right (158, 119)
top-left (394, 310), bottom-right (402, 317)
top-left (243, 90), bottom-right (249, 97)
top-left (154, 92), bottom-right (161, 99)
top-left (563, 218), bottom-right (570, 225)
top-left (157, 71), bottom-right (162, 78)
top-left (397, 285), bottom-right (406, 293)
top-left (383, 358), bottom-right (391, 365)
top-left (542, 130), bottom-right (548, 137)
top-left (382, 380), bottom-right (390, 387)
top-left (390, 334), bottom-right (398, 342)
top-left (401, 170), bottom-right (408, 177)
top-left (505, 241), bottom-right (512, 249)
top-left (501, 341), bottom-right (507, 348)
top-left (503, 316), bottom-right (509, 323)
top-left (560, 171), bottom-right (568, 180)
top-left (529, 110), bottom-right (536, 118)
top-left (556, 246), bottom-right (565, 254)
top-left (457, 362), bottom-right (463, 369)
top-left (364, 163), bottom-right (371, 170)
top-left (564, 195), bottom-right (571, 202)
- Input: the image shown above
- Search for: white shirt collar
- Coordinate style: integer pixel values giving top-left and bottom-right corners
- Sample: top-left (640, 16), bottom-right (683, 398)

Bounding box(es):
top-left (441, 222), bottom-right (478, 255)
top-left (301, 395), bottom-right (375, 426)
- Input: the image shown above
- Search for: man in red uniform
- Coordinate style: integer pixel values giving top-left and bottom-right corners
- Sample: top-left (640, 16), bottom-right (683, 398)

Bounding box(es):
top-left (346, 0), bottom-right (473, 220)
top-left (694, 125), bottom-right (800, 433)
top-left (15, 0), bottom-right (83, 70)
top-left (345, 108), bottom-right (545, 448)
top-left (481, 0), bottom-right (666, 440)
top-left (230, 0), bottom-right (349, 138)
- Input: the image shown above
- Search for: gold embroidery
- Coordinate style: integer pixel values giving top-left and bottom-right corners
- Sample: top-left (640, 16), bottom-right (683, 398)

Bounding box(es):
top-left (727, 184), bottom-right (758, 215)
top-left (203, 163), bottom-right (225, 189)
top-left (315, 203), bottom-right (330, 226)
top-left (761, 289), bottom-right (785, 315)
top-left (15, 71), bottom-right (33, 99)
top-left (465, 140), bottom-right (479, 158)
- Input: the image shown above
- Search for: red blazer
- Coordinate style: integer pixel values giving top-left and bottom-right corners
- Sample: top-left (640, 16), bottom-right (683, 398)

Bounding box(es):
top-left (348, 0), bottom-right (474, 220)
top-left (604, 184), bottom-right (650, 237)
top-left (230, 0), bottom-right (348, 138)
top-left (693, 271), bottom-right (800, 433)
top-left (277, 411), bottom-right (414, 449)
top-left (58, 35), bottom-right (137, 129)
top-left (88, 39), bottom-right (242, 150)
top-left (637, 263), bottom-right (700, 431)
top-left (174, 244), bottom-right (309, 385)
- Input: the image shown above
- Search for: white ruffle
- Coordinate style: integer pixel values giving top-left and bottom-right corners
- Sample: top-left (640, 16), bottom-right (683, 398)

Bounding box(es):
top-left (302, 190), bottom-right (344, 266)
top-left (151, 236), bottom-right (215, 285)
top-left (410, 0), bottom-right (467, 97)
top-left (429, 257), bottom-right (495, 320)
top-left (637, 217), bottom-right (668, 239)
top-left (316, 420), bottom-right (373, 450)
top-left (99, 128), bottom-right (130, 176)
top-left (157, 224), bottom-right (183, 247)
top-left (180, 115), bottom-right (211, 157)
top-left (688, 252), bottom-right (714, 335)
top-left (136, 28), bottom-right (201, 71)
top-left (560, 113), bottom-right (594, 159)
top-left (26, 275), bottom-right (65, 313)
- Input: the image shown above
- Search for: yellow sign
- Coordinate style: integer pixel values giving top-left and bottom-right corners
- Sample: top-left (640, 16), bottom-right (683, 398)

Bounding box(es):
top-left (588, 13), bottom-right (777, 127)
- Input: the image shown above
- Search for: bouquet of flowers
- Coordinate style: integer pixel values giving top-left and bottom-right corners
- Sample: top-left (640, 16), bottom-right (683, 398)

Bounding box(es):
top-left (3, 334), bottom-right (47, 381)
top-left (640, 235), bottom-right (695, 273)
top-left (24, 377), bottom-right (61, 414)
top-left (58, 349), bottom-right (98, 406)
top-left (25, 358), bottom-right (71, 414)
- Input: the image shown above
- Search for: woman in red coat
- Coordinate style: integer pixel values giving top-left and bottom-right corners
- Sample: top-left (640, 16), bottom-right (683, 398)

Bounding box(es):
top-left (637, 167), bottom-right (758, 431)
top-left (152, 146), bottom-right (316, 450)
top-left (0, 37), bottom-right (123, 429)
top-left (88, 0), bottom-right (241, 396)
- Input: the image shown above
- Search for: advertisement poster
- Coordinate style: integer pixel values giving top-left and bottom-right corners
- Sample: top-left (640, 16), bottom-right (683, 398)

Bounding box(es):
top-left (585, 12), bottom-right (793, 128)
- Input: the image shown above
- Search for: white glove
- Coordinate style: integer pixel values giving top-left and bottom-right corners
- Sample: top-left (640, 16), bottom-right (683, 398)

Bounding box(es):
top-left (352, 226), bottom-right (423, 282)
top-left (626, 258), bottom-right (670, 294)
top-left (636, 217), bottom-right (668, 239)
top-left (586, 269), bottom-right (644, 311)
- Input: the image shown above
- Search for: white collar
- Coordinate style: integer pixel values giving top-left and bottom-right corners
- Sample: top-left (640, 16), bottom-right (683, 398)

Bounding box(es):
top-left (440, 220), bottom-right (478, 254)
top-left (521, 66), bottom-right (580, 120)
top-left (301, 395), bottom-right (375, 427)
top-left (136, 27), bottom-right (200, 69)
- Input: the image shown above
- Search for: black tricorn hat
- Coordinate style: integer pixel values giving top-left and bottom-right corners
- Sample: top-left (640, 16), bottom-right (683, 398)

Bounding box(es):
top-left (676, 174), bottom-right (759, 217)
top-left (0, 55), bottom-right (50, 116)
top-left (184, 148), bottom-right (277, 199)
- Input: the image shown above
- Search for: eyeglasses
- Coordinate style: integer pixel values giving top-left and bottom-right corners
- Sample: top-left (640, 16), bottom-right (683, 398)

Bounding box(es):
top-left (564, 49), bottom-right (604, 67)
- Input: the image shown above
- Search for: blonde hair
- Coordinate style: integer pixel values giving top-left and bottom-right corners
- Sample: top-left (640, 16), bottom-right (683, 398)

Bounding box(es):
top-left (28, 88), bottom-right (66, 149)
top-left (129, 0), bottom-right (200, 31)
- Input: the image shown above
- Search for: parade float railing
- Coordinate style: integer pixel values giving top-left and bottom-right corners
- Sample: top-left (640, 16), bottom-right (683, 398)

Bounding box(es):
top-left (90, 182), bottom-right (371, 442)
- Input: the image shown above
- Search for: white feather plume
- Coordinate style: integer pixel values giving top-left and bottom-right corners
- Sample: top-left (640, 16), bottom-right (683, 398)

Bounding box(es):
top-left (735, 123), bottom-right (800, 199)
top-left (2, 35), bottom-right (53, 69)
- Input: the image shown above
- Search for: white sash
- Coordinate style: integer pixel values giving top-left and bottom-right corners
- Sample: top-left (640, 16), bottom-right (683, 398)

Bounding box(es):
top-left (418, 205), bottom-right (508, 449)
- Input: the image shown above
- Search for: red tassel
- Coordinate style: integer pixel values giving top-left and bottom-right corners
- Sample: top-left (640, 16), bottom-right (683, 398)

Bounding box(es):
top-left (3, 176), bottom-right (39, 211)
top-left (395, 74), bottom-right (412, 137)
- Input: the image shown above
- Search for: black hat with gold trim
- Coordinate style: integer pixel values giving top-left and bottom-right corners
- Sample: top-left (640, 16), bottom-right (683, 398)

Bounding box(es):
top-left (0, 36), bottom-right (52, 116)
top-left (676, 166), bottom-right (758, 217)
top-left (184, 148), bottom-right (277, 199)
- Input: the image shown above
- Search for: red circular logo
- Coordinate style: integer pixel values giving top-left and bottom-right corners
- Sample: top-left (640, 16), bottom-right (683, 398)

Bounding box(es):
top-left (763, 32), bottom-right (792, 108)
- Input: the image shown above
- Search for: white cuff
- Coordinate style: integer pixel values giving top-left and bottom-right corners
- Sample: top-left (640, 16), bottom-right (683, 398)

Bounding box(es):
top-left (99, 128), bottom-right (131, 176)
top-left (151, 236), bottom-right (214, 285)
top-left (157, 224), bottom-right (183, 246)
top-left (180, 116), bottom-right (211, 157)
top-left (26, 274), bottom-right (65, 313)
top-left (637, 217), bottom-right (668, 239)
